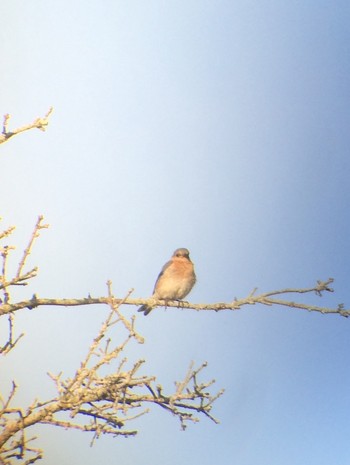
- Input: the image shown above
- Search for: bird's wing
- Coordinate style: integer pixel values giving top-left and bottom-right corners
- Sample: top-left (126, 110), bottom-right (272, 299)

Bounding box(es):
top-left (152, 259), bottom-right (172, 293)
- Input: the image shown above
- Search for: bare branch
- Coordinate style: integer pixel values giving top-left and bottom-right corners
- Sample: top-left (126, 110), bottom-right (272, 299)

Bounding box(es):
top-left (0, 268), bottom-right (38, 291)
top-left (0, 225), bottom-right (16, 241)
top-left (0, 108), bottom-right (53, 145)
top-left (107, 282), bottom-right (144, 344)
top-left (0, 315), bottom-right (25, 355)
top-left (0, 278), bottom-right (348, 317)
top-left (0, 217), bottom-right (48, 354)
top-left (0, 382), bottom-right (17, 415)
top-left (16, 216), bottom-right (49, 278)
top-left (0, 303), bottom-right (222, 463)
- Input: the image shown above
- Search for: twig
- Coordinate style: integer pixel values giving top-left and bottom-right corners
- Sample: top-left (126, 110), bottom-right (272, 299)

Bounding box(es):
top-left (0, 225), bottom-right (16, 241)
top-left (0, 108), bottom-right (54, 145)
top-left (16, 216), bottom-right (49, 278)
top-left (0, 315), bottom-right (25, 355)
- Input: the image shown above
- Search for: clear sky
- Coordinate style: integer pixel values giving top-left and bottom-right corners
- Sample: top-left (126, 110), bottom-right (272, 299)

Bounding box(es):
top-left (1, 1), bottom-right (350, 464)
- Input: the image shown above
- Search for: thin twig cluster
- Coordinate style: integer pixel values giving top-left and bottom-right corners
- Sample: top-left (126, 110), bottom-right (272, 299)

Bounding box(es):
top-left (0, 288), bottom-right (223, 464)
top-left (0, 216), bottom-right (49, 354)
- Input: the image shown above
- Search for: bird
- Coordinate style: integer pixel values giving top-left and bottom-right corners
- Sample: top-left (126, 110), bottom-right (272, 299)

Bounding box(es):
top-left (138, 248), bottom-right (196, 316)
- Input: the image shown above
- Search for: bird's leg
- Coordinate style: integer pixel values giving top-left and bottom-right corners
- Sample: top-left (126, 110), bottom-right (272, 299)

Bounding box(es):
top-left (176, 299), bottom-right (188, 308)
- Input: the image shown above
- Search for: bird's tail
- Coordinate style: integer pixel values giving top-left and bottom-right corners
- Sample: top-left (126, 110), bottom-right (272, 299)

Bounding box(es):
top-left (137, 304), bottom-right (153, 316)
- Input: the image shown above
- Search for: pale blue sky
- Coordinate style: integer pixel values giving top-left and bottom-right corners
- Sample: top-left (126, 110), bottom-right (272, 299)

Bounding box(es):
top-left (1, 1), bottom-right (350, 464)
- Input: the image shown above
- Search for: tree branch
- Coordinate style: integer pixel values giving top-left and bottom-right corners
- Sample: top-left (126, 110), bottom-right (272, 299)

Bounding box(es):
top-left (16, 216), bottom-right (49, 279)
top-left (0, 108), bottom-right (53, 145)
top-left (0, 217), bottom-right (48, 354)
top-left (0, 300), bottom-right (222, 463)
top-left (0, 278), bottom-right (348, 317)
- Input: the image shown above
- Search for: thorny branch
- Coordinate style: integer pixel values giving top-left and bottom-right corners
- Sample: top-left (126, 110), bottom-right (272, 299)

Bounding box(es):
top-left (0, 299), bottom-right (223, 464)
top-left (0, 108), bottom-right (53, 145)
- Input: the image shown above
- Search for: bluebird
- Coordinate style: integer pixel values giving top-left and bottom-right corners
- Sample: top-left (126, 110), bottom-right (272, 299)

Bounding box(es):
top-left (138, 248), bottom-right (196, 316)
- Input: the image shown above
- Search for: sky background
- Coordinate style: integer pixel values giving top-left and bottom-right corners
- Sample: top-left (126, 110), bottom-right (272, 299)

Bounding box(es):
top-left (1, 1), bottom-right (350, 464)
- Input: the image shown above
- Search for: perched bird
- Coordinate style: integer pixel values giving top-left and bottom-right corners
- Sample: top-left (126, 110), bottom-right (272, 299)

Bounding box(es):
top-left (138, 248), bottom-right (196, 316)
